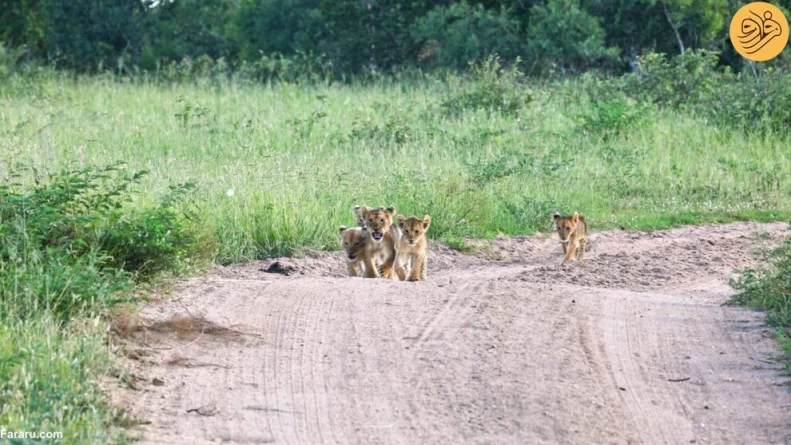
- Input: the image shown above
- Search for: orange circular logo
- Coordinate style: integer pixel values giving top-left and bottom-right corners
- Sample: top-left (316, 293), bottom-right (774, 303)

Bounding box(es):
top-left (730, 2), bottom-right (788, 62)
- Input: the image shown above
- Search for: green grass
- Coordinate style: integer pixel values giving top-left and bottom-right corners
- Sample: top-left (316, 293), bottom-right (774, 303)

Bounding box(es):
top-left (2, 73), bottom-right (789, 264)
top-left (0, 317), bottom-right (122, 443)
top-left (730, 233), bottom-right (791, 371)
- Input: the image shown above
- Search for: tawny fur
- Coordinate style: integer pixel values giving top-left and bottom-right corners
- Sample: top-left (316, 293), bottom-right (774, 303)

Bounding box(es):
top-left (339, 226), bottom-right (370, 277)
top-left (353, 205), bottom-right (400, 279)
top-left (394, 214), bottom-right (431, 281)
top-left (352, 205), bottom-right (367, 228)
top-left (553, 211), bottom-right (588, 263)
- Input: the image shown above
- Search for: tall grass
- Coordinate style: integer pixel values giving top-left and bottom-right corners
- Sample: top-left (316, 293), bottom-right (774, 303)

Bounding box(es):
top-left (2, 66), bottom-right (788, 263)
top-left (730, 232), bottom-right (791, 369)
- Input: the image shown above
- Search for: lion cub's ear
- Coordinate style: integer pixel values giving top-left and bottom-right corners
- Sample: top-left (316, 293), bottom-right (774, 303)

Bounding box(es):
top-left (396, 214), bottom-right (406, 228)
top-left (553, 212), bottom-right (561, 220)
top-left (571, 212), bottom-right (579, 223)
top-left (385, 206), bottom-right (396, 216)
top-left (422, 215), bottom-right (431, 230)
top-left (339, 225), bottom-right (348, 235)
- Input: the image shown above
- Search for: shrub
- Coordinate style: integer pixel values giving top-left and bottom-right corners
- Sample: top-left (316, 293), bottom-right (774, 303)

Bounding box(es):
top-left (0, 163), bottom-right (200, 320)
top-left (609, 50), bottom-right (791, 134)
top-left (441, 55), bottom-right (532, 116)
top-left (526, 0), bottom-right (619, 75)
top-left (730, 230), bottom-right (791, 367)
top-left (618, 50), bottom-right (791, 134)
top-left (619, 50), bottom-right (721, 107)
top-left (706, 68), bottom-right (791, 134)
top-left (411, 3), bottom-right (524, 71)
top-left (100, 181), bottom-right (199, 279)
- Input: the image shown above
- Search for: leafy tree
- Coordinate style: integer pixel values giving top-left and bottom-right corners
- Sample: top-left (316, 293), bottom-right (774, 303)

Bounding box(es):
top-left (1, 0), bottom-right (784, 75)
top-left (234, 0), bottom-right (324, 60)
top-left (146, 0), bottom-right (238, 64)
top-left (411, 2), bottom-right (524, 70)
top-left (0, 0), bottom-right (45, 56)
top-left (526, 0), bottom-right (619, 74)
top-left (40, 0), bottom-right (149, 71)
top-left (583, 0), bottom-right (728, 58)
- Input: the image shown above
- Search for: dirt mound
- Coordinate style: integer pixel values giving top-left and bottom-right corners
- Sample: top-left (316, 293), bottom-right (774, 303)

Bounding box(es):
top-left (114, 222), bottom-right (790, 445)
top-left (515, 224), bottom-right (782, 292)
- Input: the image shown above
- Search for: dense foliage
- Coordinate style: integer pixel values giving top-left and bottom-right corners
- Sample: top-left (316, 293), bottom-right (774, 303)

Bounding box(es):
top-left (1, 0), bottom-right (790, 75)
top-left (0, 162), bottom-right (199, 319)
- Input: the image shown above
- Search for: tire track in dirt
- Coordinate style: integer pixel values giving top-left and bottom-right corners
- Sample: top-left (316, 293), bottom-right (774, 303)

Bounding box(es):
top-left (113, 222), bottom-right (791, 444)
top-left (604, 293), bottom-right (688, 444)
top-left (318, 292), bottom-right (346, 445)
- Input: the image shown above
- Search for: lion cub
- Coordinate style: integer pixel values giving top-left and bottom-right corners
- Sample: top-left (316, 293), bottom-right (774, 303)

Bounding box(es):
top-left (394, 214), bottom-right (431, 281)
top-left (353, 205), bottom-right (401, 279)
top-left (553, 211), bottom-right (588, 263)
top-left (338, 226), bottom-right (369, 277)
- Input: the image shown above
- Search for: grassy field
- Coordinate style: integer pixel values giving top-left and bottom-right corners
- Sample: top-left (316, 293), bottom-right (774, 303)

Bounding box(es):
top-left (2, 71), bottom-right (789, 264)
top-left (1, 67), bottom-right (790, 441)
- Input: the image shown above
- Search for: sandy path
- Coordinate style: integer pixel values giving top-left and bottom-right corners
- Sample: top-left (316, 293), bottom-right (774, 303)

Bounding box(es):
top-left (115, 222), bottom-right (791, 444)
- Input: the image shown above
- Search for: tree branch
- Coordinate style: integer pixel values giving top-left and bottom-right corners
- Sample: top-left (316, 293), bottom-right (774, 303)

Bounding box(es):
top-left (661, 0), bottom-right (685, 54)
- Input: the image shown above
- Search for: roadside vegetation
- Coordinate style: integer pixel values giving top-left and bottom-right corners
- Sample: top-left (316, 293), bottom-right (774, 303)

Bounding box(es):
top-left (2, 51), bottom-right (789, 263)
top-left (730, 233), bottom-right (791, 370)
top-left (0, 163), bottom-right (203, 441)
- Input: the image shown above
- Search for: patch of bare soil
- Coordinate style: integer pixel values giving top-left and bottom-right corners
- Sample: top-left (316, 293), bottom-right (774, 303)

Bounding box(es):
top-left (112, 222), bottom-right (791, 445)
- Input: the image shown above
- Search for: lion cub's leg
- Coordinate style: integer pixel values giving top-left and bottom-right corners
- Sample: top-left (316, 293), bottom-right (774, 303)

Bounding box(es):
top-left (347, 261), bottom-right (359, 277)
top-left (380, 247), bottom-right (397, 279)
top-left (394, 252), bottom-right (408, 281)
top-left (380, 253), bottom-right (394, 279)
top-left (561, 242), bottom-right (568, 255)
top-left (363, 255), bottom-right (379, 278)
top-left (578, 237), bottom-right (587, 261)
top-left (408, 254), bottom-right (423, 281)
top-left (563, 241), bottom-right (577, 263)
top-left (420, 256), bottom-right (427, 280)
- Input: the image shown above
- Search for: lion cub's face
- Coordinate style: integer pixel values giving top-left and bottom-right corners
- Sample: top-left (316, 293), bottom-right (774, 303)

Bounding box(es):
top-left (398, 215), bottom-right (431, 246)
top-left (553, 212), bottom-right (580, 242)
top-left (339, 226), bottom-right (367, 261)
top-left (360, 206), bottom-right (395, 242)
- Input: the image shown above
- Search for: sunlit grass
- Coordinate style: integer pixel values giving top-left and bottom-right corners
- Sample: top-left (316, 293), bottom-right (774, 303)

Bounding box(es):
top-left (2, 75), bottom-right (789, 266)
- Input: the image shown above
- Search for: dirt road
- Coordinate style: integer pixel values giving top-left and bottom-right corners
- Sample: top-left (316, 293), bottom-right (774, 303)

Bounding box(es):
top-left (115, 222), bottom-right (791, 445)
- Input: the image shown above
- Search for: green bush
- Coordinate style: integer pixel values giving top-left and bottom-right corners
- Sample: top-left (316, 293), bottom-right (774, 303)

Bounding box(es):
top-left (526, 0), bottom-right (619, 75)
top-left (706, 68), bottom-right (791, 134)
top-left (411, 3), bottom-right (524, 71)
top-left (619, 50), bottom-right (721, 107)
top-left (441, 55), bottom-right (532, 116)
top-left (100, 181), bottom-right (199, 279)
top-left (618, 50), bottom-right (791, 134)
top-left (730, 230), bottom-right (791, 367)
top-left (0, 163), bottom-right (199, 320)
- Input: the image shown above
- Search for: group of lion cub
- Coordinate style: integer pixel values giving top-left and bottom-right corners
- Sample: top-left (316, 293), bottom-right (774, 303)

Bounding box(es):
top-left (339, 205), bottom-right (588, 281)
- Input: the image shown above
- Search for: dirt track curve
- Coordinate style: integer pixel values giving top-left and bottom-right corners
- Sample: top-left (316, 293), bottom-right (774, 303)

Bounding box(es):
top-left (114, 222), bottom-right (791, 445)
